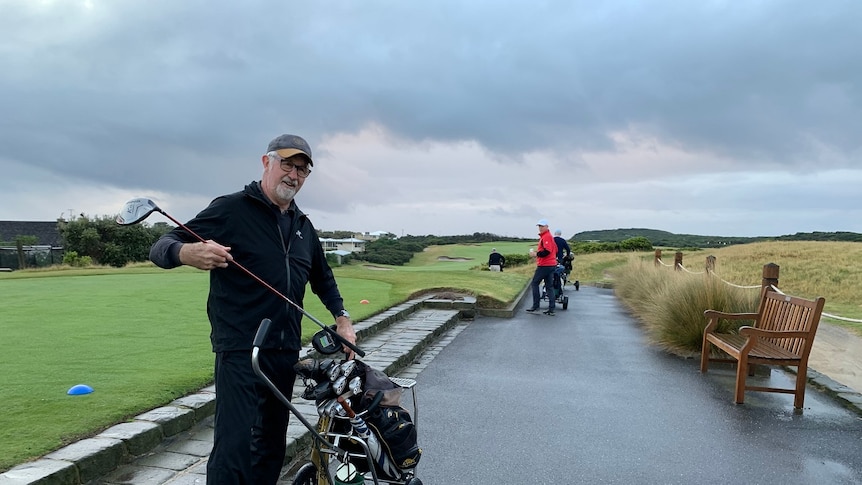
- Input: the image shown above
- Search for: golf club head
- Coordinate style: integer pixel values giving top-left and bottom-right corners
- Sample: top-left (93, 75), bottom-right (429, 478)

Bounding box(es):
top-left (348, 376), bottom-right (362, 395)
top-left (332, 375), bottom-right (347, 395)
top-left (116, 198), bottom-right (161, 225)
top-left (339, 360), bottom-right (357, 379)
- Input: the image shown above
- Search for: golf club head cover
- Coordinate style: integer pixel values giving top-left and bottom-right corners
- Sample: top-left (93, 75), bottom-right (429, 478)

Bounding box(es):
top-left (294, 358), bottom-right (337, 383)
top-left (301, 379), bottom-right (337, 401)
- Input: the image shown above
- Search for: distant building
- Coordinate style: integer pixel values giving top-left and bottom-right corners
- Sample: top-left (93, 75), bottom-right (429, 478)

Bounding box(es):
top-left (355, 231), bottom-right (395, 241)
top-left (320, 237), bottom-right (366, 253)
top-left (0, 221), bottom-right (64, 246)
top-left (0, 221), bottom-right (65, 270)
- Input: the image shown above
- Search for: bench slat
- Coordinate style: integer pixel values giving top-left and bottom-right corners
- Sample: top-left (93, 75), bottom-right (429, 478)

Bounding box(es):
top-left (705, 334), bottom-right (801, 361)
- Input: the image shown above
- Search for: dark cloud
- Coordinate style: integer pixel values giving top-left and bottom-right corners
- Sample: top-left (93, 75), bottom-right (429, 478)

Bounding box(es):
top-left (1, 0), bottom-right (860, 236)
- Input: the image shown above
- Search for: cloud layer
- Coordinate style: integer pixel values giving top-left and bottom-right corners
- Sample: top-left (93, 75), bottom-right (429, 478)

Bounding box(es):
top-left (1, 0), bottom-right (860, 238)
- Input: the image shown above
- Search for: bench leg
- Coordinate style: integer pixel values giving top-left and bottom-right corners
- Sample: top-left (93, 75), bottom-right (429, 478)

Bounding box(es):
top-left (794, 365), bottom-right (808, 409)
top-left (734, 356), bottom-right (748, 404)
top-left (700, 347), bottom-right (710, 373)
top-left (700, 337), bottom-right (711, 373)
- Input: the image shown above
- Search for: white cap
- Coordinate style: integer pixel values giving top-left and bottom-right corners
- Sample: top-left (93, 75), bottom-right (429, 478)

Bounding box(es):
top-left (536, 219), bottom-right (549, 226)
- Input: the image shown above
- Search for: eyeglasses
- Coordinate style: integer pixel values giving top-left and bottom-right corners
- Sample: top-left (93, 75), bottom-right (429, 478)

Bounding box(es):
top-left (278, 158), bottom-right (312, 178)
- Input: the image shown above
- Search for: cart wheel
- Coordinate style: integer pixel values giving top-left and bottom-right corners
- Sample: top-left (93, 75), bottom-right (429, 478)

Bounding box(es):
top-left (405, 477), bottom-right (424, 485)
top-left (562, 296), bottom-right (569, 310)
top-left (291, 462), bottom-right (317, 485)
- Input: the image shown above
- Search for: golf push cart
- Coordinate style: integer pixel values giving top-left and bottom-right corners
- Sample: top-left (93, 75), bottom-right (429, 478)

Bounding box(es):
top-left (253, 319), bottom-right (423, 485)
top-left (540, 254), bottom-right (578, 310)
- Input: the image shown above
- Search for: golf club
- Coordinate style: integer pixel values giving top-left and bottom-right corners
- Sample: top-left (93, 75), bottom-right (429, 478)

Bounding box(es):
top-left (116, 197), bottom-right (364, 357)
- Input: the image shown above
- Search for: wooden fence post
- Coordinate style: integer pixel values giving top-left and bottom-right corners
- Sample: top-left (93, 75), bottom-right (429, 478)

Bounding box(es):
top-left (706, 255), bottom-right (716, 273)
top-left (674, 252), bottom-right (682, 271)
top-left (762, 263), bottom-right (780, 295)
top-left (654, 249), bottom-right (662, 266)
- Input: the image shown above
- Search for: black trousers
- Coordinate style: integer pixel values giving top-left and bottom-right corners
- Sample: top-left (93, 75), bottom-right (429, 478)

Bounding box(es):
top-left (530, 265), bottom-right (557, 310)
top-left (207, 349), bottom-right (299, 485)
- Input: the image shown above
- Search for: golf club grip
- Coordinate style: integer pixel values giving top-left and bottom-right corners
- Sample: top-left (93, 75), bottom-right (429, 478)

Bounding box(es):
top-left (337, 396), bottom-right (357, 418)
top-left (252, 318), bottom-right (272, 347)
top-left (324, 326), bottom-right (366, 357)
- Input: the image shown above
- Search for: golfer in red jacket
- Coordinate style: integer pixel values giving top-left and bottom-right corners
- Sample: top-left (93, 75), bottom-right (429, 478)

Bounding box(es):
top-left (526, 219), bottom-right (558, 315)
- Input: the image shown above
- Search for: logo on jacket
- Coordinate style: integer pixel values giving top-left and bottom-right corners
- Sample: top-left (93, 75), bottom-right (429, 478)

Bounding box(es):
top-left (296, 230), bottom-right (303, 240)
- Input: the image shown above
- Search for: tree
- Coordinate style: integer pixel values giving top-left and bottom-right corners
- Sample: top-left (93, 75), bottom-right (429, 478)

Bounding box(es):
top-left (59, 215), bottom-right (164, 267)
top-left (620, 236), bottom-right (653, 251)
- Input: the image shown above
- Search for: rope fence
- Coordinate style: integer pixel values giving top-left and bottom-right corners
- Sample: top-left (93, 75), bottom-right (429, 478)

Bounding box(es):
top-left (653, 249), bottom-right (862, 324)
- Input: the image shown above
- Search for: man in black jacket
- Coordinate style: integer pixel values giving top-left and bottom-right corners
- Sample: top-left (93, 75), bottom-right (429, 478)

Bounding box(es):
top-left (488, 247), bottom-right (505, 272)
top-left (553, 229), bottom-right (571, 263)
top-left (149, 134), bottom-right (356, 485)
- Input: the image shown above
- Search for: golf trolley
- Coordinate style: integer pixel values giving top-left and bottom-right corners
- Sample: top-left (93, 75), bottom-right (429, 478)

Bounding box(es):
top-left (252, 319), bottom-right (423, 485)
top-left (540, 255), bottom-right (578, 310)
top-left (540, 265), bottom-right (569, 310)
top-left (560, 253), bottom-right (579, 291)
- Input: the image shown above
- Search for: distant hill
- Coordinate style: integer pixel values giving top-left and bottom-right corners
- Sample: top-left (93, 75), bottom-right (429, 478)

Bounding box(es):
top-left (572, 228), bottom-right (862, 248)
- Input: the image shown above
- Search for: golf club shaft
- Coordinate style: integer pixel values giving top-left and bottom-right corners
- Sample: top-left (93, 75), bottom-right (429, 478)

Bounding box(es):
top-left (158, 209), bottom-right (365, 357)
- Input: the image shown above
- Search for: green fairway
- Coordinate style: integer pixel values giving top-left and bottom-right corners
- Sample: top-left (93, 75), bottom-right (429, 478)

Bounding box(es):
top-left (0, 246), bottom-right (532, 471)
top-left (1, 269), bottom-right (213, 468)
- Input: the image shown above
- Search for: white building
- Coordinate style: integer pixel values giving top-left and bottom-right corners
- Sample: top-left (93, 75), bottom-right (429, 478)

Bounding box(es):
top-left (320, 237), bottom-right (366, 253)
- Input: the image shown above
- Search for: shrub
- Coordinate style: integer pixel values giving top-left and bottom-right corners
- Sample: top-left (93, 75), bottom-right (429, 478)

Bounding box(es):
top-left (325, 253), bottom-right (353, 267)
top-left (62, 251), bottom-right (93, 268)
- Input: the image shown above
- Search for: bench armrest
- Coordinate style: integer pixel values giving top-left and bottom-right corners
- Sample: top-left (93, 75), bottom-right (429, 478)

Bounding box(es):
top-left (703, 310), bottom-right (758, 320)
top-left (738, 326), bottom-right (812, 340)
top-left (703, 310), bottom-right (758, 335)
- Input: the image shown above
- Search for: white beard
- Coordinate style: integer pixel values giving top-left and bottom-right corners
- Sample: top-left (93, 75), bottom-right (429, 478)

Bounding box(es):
top-left (274, 182), bottom-right (297, 203)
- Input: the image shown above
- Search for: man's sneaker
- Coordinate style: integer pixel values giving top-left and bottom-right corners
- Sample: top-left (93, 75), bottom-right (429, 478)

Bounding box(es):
top-left (543, 310), bottom-right (556, 316)
top-left (525, 307), bottom-right (538, 313)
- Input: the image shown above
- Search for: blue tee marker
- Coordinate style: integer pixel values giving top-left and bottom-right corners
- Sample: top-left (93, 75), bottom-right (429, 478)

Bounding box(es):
top-left (67, 384), bottom-right (94, 395)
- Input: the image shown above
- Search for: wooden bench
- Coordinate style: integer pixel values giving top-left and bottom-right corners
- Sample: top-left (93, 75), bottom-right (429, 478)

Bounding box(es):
top-left (700, 290), bottom-right (826, 409)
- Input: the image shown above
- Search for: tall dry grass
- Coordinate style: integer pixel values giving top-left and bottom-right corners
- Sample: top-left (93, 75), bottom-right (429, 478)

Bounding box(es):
top-left (614, 259), bottom-right (760, 356)
top-left (669, 241), bottom-right (862, 324)
top-left (609, 241), bottom-right (862, 355)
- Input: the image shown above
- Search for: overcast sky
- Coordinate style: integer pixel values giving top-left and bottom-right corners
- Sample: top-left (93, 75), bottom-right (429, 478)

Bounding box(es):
top-left (1, 0), bottom-right (860, 239)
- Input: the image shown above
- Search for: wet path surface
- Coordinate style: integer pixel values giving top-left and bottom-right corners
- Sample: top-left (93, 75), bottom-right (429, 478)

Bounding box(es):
top-left (414, 286), bottom-right (862, 484)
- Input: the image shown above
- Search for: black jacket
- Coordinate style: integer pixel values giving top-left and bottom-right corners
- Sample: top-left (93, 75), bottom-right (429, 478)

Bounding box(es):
top-left (149, 181), bottom-right (345, 352)
top-left (554, 236), bottom-right (571, 262)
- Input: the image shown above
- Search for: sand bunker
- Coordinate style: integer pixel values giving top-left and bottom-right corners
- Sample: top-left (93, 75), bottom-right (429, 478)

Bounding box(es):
top-left (363, 264), bottom-right (393, 271)
top-left (437, 256), bottom-right (472, 262)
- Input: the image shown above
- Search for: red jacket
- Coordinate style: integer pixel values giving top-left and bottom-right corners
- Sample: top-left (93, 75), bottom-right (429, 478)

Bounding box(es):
top-left (536, 231), bottom-right (558, 267)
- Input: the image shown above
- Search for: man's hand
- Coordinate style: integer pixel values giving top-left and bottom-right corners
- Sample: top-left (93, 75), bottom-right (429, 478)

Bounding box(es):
top-left (178, 240), bottom-right (233, 270)
top-left (335, 315), bottom-right (357, 359)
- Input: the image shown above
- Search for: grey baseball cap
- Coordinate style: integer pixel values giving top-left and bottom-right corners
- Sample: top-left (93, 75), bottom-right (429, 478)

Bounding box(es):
top-left (267, 134), bottom-right (313, 166)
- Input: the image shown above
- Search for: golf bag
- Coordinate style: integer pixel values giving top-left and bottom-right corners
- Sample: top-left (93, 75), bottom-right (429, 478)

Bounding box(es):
top-left (295, 358), bottom-right (422, 478)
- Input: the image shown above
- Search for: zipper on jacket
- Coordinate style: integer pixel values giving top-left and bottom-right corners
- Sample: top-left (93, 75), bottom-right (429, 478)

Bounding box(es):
top-left (276, 221), bottom-right (290, 350)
